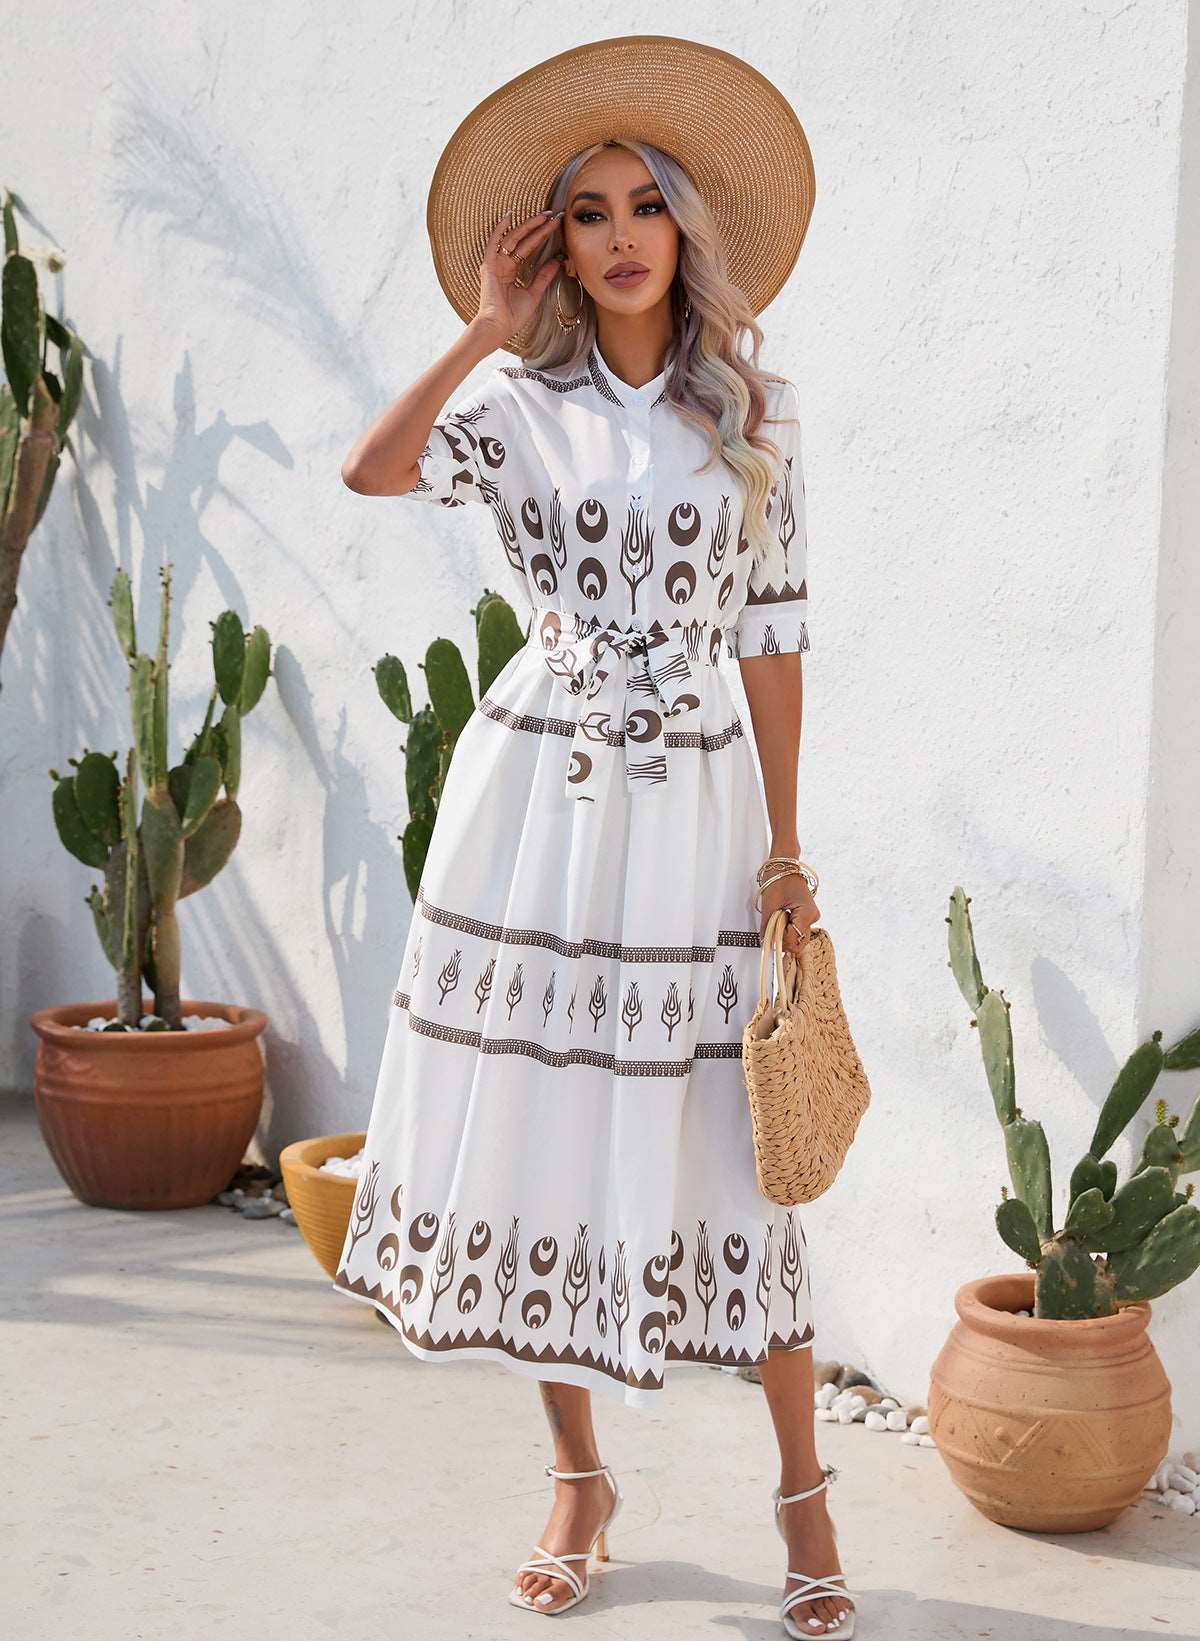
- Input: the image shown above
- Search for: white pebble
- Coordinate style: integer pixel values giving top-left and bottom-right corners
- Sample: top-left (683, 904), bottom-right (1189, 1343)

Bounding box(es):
top-left (918, 1433), bottom-right (937, 1447)
top-left (910, 1415), bottom-right (930, 1435)
top-left (815, 1407), bottom-right (837, 1422)
top-left (878, 1398), bottom-right (899, 1410)
top-left (814, 1383), bottom-right (838, 1409)
top-left (1169, 1471), bottom-right (1196, 1494)
top-left (1155, 1461), bottom-right (1174, 1492)
top-left (1167, 1490), bottom-right (1197, 1515)
top-left (900, 1431), bottom-right (921, 1445)
top-left (864, 1411), bottom-right (888, 1431)
top-left (320, 1148), bottom-right (366, 1177)
top-left (836, 1405), bottom-right (860, 1424)
top-left (885, 1410), bottom-right (908, 1432)
top-left (1173, 1464), bottom-right (1199, 1488)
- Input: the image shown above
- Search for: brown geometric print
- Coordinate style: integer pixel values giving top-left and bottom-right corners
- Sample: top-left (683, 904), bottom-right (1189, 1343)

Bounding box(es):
top-left (416, 885), bottom-right (761, 959)
top-left (477, 690), bottom-right (745, 754)
top-left (397, 888), bottom-right (762, 1075)
top-left (334, 1163), bottom-right (813, 1394)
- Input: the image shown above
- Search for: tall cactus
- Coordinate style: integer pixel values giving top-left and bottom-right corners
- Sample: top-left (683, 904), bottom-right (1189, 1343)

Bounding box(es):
top-left (50, 563), bottom-right (272, 1029)
top-left (1, 190), bottom-right (83, 682)
top-left (374, 588), bottom-right (527, 901)
top-left (947, 886), bottom-right (1200, 1318)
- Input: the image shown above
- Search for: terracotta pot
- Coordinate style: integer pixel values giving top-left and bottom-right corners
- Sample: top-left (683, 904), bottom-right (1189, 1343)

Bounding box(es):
top-left (279, 1131), bottom-right (366, 1277)
top-left (928, 1271), bottom-right (1172, 1531)
top-left (31, 997), bottom-right (267, 1210)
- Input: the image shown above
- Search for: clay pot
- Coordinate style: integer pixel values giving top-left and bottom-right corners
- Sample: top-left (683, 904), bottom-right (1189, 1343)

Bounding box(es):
top-left (31, 998), bottom-right (267, 1210)
top-left (929, 1271), bottom-right (1171, 1531)
top-left (279, 1131), bottom-right (366, 1277)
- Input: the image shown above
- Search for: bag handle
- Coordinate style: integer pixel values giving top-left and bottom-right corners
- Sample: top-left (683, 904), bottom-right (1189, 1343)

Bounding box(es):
top-left (757, 906), bottom-right (807, 1010)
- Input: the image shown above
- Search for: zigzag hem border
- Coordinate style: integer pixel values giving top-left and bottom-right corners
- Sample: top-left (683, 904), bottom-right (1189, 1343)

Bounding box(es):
top-left (331, 1268), bottom-right (813, 1394)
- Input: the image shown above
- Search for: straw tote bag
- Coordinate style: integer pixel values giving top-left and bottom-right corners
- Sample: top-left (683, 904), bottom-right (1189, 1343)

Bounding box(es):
top-left (741, 908), bottom-right (872, 1206)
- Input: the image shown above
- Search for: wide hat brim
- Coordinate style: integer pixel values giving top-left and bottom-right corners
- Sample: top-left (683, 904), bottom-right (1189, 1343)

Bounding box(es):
top-left (426, 34), bottom-right (816, 357)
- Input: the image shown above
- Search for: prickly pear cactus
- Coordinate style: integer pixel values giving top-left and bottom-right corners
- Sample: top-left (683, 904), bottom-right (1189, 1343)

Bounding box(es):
top-left (374, 589), bottom-right (527, 902)
top-left (1, 191), bottom-right (84, 684)
top-left (948, 886), bottom-right (1200, 1318)
top-left (50, 563), bottom-right (272, 1028)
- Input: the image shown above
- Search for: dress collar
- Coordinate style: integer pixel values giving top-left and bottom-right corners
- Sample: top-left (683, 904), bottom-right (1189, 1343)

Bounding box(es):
top-left (587, 343), bottom-right (668, 410)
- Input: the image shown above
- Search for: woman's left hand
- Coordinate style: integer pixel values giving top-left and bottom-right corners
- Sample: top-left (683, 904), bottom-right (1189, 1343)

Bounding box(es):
top-left (757, 872), bottom-right (819, 957)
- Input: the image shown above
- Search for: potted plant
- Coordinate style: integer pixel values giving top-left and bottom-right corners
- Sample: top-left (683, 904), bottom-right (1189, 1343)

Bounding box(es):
top-left (929, 886), bottom-right (1200, 1530)
top-left (286, 590), bottom-right (526, 1273)
top-left (31, 563), bottom-right (272, 1210)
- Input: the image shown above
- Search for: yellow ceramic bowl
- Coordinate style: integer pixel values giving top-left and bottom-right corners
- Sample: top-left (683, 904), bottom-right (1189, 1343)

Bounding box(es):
top-left (279, 1130), bottom-right (366, 1278)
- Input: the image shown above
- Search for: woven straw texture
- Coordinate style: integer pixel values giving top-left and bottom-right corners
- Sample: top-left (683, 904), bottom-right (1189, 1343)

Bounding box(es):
top-left (741, 911), bottom-right (871, 1206)
top-left (426, 34), bottom-right (816, 355)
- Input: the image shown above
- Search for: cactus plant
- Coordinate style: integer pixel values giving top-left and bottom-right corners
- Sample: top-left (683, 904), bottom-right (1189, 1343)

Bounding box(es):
top-left (49, 563), bottom-right (272, 1030)
top-left (948, 886), bottom-right (1200, 1318)
top-left (374, 589), bottom-right (527, 901)
top-left (1, 190), bottom-right (83, 682)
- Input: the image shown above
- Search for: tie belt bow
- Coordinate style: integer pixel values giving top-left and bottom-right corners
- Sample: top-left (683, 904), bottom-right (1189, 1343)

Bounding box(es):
top-left (531, 607), bottom-right (719, 802)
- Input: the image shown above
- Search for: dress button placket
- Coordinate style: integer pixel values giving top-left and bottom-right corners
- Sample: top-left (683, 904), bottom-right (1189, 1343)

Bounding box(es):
top-left (627, 395), bottom-right (653, 515)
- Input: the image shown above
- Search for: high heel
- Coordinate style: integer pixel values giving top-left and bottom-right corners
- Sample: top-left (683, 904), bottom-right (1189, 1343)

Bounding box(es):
top-left (772, 1462), bottom-right (856, 1639)
top-left (508, 1462), bottom-right (623, 1616)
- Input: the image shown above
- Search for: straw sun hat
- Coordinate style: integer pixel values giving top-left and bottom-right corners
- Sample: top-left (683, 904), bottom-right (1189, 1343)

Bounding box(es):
top-left (425, 34), bottom-right (816, 356)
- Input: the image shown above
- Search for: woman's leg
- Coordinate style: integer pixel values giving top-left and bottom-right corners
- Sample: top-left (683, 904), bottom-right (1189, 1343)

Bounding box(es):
top-left (512, 1380), bottom-right (617, 1611)
top-left (759, 1346), bottom-right (851, 1633)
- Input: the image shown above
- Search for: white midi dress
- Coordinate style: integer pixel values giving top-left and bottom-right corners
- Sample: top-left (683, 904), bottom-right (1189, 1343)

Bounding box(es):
top-left (331, 341), bottom-right (815, 1409)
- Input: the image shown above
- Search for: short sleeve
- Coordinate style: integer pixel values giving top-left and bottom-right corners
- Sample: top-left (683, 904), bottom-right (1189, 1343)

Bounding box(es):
top-left (407, 373), bottom-right (508, 507)
top-left (729, 381), bottom-right (810, 659)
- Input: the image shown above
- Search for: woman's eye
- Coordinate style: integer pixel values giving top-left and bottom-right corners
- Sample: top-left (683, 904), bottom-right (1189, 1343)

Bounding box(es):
top-left (572, 201), bottom-right (665, 224)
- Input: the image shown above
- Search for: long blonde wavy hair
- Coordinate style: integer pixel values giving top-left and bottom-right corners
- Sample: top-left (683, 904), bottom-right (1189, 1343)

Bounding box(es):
top-left (515, 137), bottom-right (798, 566)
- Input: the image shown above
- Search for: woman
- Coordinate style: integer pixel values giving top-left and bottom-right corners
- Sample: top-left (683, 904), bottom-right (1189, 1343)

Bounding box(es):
top-left (335, 36), bottom-right (853, 1640)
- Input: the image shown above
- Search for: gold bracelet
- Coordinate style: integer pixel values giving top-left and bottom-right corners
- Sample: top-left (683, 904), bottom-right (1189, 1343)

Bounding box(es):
top-left (755, 855), bottom-right (819, 894)
top-left (755, 859), bottom-right (810, 886)
top-left (752, 865), bottom-right (819, 911)
top-left (756, 851), bottom-right (811, 880)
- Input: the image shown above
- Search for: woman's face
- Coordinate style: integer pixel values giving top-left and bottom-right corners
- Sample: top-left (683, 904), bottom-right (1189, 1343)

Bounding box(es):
top-left (559, 147), bottom-right (680, 319)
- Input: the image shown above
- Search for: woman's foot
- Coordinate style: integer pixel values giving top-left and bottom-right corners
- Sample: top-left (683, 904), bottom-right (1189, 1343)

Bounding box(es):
top-left (511, 1469), bottom-right (614, 1612)
top-left (777, 1475), bottom-right (852, 1633)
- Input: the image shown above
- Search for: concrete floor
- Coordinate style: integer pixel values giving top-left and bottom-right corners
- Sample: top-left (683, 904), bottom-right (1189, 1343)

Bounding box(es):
top-left (4, 1096), bottom-right (1198, 1641)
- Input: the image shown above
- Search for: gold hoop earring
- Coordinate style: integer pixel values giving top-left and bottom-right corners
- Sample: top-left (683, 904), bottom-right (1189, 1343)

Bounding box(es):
top-left (556, 273), bottom-right (585, 331)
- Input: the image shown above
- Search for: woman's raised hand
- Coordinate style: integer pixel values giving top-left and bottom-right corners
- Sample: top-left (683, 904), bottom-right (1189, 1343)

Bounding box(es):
top-left (474, 208), bottom-right (565, 344)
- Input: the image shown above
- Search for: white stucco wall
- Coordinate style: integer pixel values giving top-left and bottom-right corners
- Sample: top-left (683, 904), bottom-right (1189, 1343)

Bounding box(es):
top-left (4, 4), bottom-right (1198, 1414)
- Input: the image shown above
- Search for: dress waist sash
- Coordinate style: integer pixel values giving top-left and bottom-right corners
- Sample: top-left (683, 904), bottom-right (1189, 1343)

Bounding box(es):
top-left (526, 605), bottom-right (724, 804)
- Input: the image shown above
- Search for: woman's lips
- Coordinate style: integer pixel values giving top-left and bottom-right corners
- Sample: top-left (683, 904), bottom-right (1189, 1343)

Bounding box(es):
top-left (605, 267), bottom-right (649, 286)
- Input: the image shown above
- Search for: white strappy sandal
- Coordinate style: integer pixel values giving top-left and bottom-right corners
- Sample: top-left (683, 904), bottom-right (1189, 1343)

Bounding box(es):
top-left (772, 1462), bottom-right (856, 1638)
top-left (508, 1461), bottom-right (623, 1616)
